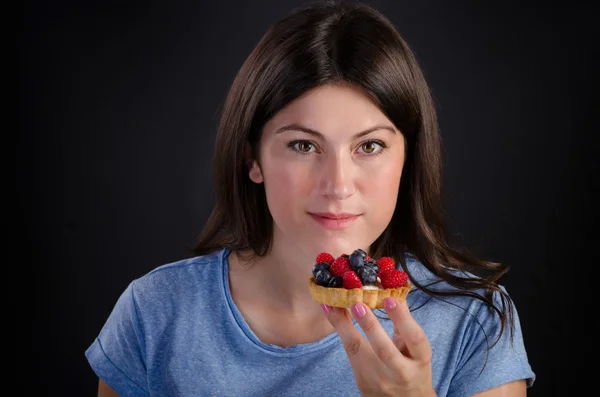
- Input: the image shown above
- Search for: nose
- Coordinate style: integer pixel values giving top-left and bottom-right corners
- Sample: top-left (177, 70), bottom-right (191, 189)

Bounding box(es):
top-left (318, 152), bottom-right (356, 200)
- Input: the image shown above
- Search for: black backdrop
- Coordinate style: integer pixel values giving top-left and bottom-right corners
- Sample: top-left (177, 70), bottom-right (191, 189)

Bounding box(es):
top-left (20, 0), bottom-right (597, 395)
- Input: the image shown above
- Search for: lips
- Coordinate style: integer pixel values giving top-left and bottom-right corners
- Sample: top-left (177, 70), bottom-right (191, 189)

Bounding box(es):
top-left (309, 212), bottom-right (361, 230)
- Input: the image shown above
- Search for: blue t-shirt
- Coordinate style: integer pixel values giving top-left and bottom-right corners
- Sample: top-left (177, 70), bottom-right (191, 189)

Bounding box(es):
top-left (85, 248), bottom-right (535, 396)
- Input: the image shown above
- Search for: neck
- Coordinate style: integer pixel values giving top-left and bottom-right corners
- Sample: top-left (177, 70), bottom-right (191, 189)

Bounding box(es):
top-left (230, 253), bottom-right (315, 312)
top-left (228, 235), bottom-right (323, 316)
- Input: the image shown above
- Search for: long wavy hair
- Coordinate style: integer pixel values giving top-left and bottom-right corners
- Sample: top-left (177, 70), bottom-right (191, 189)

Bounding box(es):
top-left (193, 0), bottom-right (514, 345)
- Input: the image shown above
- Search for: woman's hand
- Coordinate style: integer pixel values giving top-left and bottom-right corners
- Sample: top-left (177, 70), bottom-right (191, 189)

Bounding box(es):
top-left (322, 298), bottom-right (436, 397)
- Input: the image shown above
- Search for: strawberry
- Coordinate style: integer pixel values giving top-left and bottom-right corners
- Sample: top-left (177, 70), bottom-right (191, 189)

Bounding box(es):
top-left (376, 256), bottom-right (395, 277)
top-left (343, 271), bottom-right (363, 289)
top-left (330, 256), bottom-right (352, 276)
top-left (316, 252), bottom-right (335, 265)
top-left (380, 269), bottom-right (408, 288)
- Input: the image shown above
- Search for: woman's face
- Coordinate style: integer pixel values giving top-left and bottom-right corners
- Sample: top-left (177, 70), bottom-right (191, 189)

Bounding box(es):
top-left (249, 84), bottom-right (406, 259)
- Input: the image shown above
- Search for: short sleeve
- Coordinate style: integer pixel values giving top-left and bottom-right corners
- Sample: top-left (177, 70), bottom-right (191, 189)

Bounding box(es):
top-left (448, 288), bottom-right (536, 397)
top-left (85, 281), bottom-right (149, 397)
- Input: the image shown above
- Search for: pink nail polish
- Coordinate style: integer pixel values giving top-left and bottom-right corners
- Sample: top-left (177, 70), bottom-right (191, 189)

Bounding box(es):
top-left (352, 303), bottom-right (366, 319)
top-left (384, 298), bottom-right (397, 310)
top-left (321, 304), bottom-right (333, 314)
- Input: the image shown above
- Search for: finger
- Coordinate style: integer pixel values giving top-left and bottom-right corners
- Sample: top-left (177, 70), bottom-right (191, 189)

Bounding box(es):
top-left (391, 330), bottom-right (408, 356)
top-left (384, 298), bottom-right (432, 363)
top-left (321, 304), bottom-right (373, 362)
top-left (350, 303), bottom-right (403, 366)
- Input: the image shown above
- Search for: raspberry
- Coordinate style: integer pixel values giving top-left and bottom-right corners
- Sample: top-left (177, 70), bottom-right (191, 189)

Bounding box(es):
top-left (330, 256), bottom-right (352, 276)
top-left (377, 257), bottom-right (395, 277)
top-left (343, 271), bottom-right (363, 289)
top-left (380, 269), bottom-right (408, 288)
top-left (316, 252), bottom-right (335, 265)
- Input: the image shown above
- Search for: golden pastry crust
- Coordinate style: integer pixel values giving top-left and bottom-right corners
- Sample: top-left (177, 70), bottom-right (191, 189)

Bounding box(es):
top-left (308, 276), bottom-right (412, 309)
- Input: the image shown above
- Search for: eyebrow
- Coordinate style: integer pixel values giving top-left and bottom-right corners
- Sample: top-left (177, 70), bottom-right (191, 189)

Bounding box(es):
top-left (274, 123), bottom-right (397, 140)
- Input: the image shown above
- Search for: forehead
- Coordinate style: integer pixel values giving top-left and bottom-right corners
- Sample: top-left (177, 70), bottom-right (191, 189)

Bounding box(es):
top-left (263, 84), bottom-right (393, 137)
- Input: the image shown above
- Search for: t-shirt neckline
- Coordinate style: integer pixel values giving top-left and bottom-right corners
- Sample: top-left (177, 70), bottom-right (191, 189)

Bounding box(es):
top-left (220, 247), bottom-right (351, 356)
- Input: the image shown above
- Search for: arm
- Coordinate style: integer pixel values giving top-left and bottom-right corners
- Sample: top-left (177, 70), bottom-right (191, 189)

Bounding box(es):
top-left (448, 287), bottom-right (534, 396)
top-left (472, 380), bottom-right (526, 397)
top-left (98, 380), bottom-right (120, 397)
top-left (86, 282), bottom-right (149, 397)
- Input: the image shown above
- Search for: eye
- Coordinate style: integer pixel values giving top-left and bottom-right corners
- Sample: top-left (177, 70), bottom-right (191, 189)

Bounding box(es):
top-left (357, 140), bottom-right (385, 155)
top-left (289, 140), bottom-right (317, 154)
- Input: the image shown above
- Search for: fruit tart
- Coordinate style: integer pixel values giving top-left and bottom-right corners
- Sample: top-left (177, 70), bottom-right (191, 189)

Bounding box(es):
top-left (308, 249), bottom-right (411, 309)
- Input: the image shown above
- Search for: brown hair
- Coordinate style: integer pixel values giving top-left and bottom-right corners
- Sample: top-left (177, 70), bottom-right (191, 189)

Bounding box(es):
top-left (193, 0), bottom-right (514, 345)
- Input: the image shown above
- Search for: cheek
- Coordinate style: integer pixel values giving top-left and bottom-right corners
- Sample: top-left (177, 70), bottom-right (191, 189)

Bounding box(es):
top-left (261, 155), bottom-right (314, 215)
top-left (361, 159), bottom-right (403, 215)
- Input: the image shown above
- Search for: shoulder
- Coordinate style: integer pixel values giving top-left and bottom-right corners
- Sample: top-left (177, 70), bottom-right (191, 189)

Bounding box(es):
top-left (129, 248), bottom-right (229, 307)
top-left (403, 253), bottom-right (514, 327)
top-left (401, 256), bottom-right (538, 393)
top-left (403, 253), bottom-right (530, 356)
top-left (404, 252), bottom-right (510, 299)
top-left (136, 248), bottom-right (225, 285)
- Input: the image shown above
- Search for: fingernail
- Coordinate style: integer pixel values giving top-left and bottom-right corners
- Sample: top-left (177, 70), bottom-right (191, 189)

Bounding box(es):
top-left (351, 303), bottom-right (366, 319)
top-left (384, 298), bottom-right (397, 310)
top-left (320, 304), bottom-right (333, 314)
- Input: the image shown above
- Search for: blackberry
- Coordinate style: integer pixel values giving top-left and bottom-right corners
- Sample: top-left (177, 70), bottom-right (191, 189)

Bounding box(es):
top-left (358, 266), bottom-right (377, 284)
top-left (315, 269), bottom-right (332, 286)
top-left (312, 262), bottom-right (330, 277)
top-left (364, 259), bottom-right (379, 274)
top-left (328, 276), bottom-right (343, 288)
top-left (349, 252), bottom-right (365, 270)
top-left (353, 249), bottom-right (367, 259)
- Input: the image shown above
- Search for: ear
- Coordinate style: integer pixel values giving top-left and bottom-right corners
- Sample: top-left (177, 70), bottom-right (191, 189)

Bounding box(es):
top-left (245, 141), bottom-right (264, 184)
top-left (248, 160), bottom-right (264, 184)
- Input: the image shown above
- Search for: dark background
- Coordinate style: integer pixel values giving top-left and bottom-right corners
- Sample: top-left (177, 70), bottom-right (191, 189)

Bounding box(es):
top-left (20, 0), bottom-right (597, 395)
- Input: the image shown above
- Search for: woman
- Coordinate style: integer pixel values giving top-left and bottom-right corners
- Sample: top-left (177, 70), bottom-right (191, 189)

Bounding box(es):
top-left (86, 2), bottom-right (535, 396)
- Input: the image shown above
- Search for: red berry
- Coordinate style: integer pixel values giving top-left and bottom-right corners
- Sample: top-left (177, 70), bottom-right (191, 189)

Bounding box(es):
top-left (380, 270), bottom-right (408, 288)
top-left (377, 257), bottom-right (395, 277)
top-left (316, 252), bottom-right (335, 265)
top-left (330, 256), bottom-right (352, 276)
top-left (343, 271), bottom-right (363, 289)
